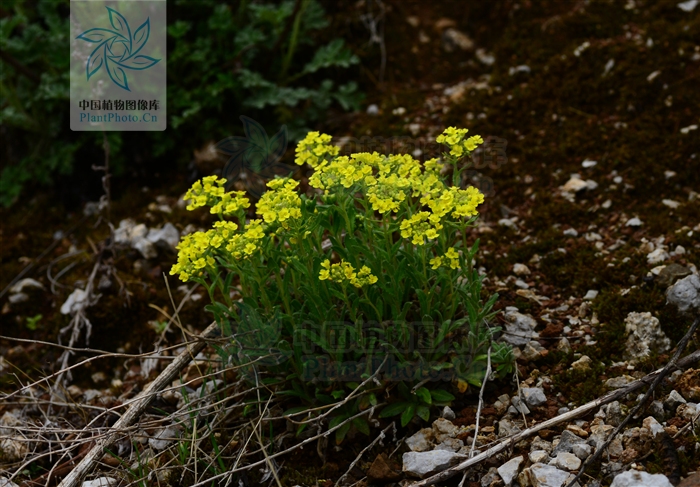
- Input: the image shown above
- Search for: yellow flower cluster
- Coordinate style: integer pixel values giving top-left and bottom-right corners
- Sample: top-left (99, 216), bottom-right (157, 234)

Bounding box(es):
top-left (169, 219), bottom-right (266, 281)
top-left (295, 131), bottom-right (340, 168)
top-left (256, 178), bottom-right (302, 227)
top-left (319, 259), bottom-right (378, 288)
top-left (399, 212), bottom-right (443, 245)
top-left (429, 247), bottom-right (460, 270)
top-left (184, 175), bottom-right (251, 215)
top-left (224, 219), bottom-right (265, 259)
top-left (309, 153), bottom-right (376, 190)
top-left (436, 127), bottom-right (484, 158)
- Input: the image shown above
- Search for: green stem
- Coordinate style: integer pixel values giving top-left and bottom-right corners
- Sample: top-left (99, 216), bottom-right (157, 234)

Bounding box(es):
top-left (280, 0), bottom-right (310, 81)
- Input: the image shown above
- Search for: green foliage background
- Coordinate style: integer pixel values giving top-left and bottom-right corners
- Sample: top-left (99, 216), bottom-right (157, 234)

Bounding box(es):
top-left (0, 0), bottom-right (363, 207)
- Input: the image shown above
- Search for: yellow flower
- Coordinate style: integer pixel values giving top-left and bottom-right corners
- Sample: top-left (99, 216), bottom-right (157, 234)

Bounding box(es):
top-left (256, 178), bottom-right (302, 227)
top-left (435, 127), bottom-right (483, 159)
top-left (318, 259), bottom-right (377, 287)
top-left (295, 131), bottom-right (339, 168)
top-left (400, 212), bottom-right (443, 246)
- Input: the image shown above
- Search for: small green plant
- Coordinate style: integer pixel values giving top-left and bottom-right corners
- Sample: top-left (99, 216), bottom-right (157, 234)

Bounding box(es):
top-left (170, 127), bottom-right (513, 439)
top-left (25, 314), bottom-right (43, 331)
top-left (1, 0), bottom-right (361, 206)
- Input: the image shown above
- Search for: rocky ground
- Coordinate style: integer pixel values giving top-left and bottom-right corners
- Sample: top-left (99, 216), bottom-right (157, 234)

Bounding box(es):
top-left (1, 0), bottom-right (700, 486)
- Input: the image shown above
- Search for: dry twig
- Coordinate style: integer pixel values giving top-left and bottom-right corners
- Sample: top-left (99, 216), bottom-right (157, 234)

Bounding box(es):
top-left (409, 347), bottom-right (700, 487)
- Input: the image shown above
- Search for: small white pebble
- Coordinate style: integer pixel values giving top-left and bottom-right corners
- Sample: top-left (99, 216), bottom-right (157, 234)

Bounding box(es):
top-left (584, 290), bottom-right (599, 300)
top-left (626, 217), bottom-right (643, 227)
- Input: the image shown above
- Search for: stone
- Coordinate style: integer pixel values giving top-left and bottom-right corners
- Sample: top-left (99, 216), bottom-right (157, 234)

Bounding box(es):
top-left (406, 428), bottom-right (435, 452)
top-left (0, 477), bottom-right (20, 487)
top-left (610, 470), bottom-right (673, 487)
top-left (498, 419), bottom-right (522, 438)
top-left (622, 427), bottom-right (652, 453)
top-left (148, 427), bottom-right (178, 451)
top-left (511, 396), bottom-right (531, 415)
top-left (441, 28), bottom-right (474, 52)
top-left (552, 430), bottom-right (586, 456)
top-left (498, 455), bottom-right (524, 486)
top-left (589, 422), bottom-right (614, 449)
top-left (677, 369), bottom-right (700, 401)
top-left (433, 418), bottom-right (458, 436)
top-left (146, 222), bottom-right (180, 249)
top-left (664, 390), bottom-right (687, 410)
top-left (571, 443), bottom-right (591, 460)
top-left (650, 400), bottom-right (666, 419)
top-left (481, 467), bottom-right (501, 487)
top-left (530, 450), bottom-right (550, 463)
top-left (436, 437), bottom-right (463, 452)
top-left (561, 177), bottom-right (588, 193)
top-left (367, 453), bottom-right (402, 483)
top-left (557, 337), bottom-right (572, 354)
top-left (623, 312), bottom-right (671, 364)
top-left (678, 472), bottom-right (700, 487)
top-left (442, 406), bottom-right (456, 420)
top-left (608, 437), bottom-right (624, 458)
top-left (605, 375), bottom-right (636, 388)
top-left (81, 479), bottom-right (118, 487)
top-left (583, 290), bottom-right (599, 301)
top-left (402, 450), bottom-right (463, 478)
top-left (666, 274), bottom-right (700, 314)
top-left (132, 237), bottom-right (157, 259)
top-left (524, 463), bottom-right (570, 487)
top-left (531, 437), bottom-right (553, 453)
top-left (606, 401), bottom-right (625, 427)
top-left (642, 416), bottom-right (664, 438)
top-left (522, 341), bottom-right (546, 362)
top-left (677, 402), bottom-right (699, 421)
top-left (494, 394), bottom-right (511, 415)
top-left (647, 248), bottom-right (669, 265)
top-left (514, 263), bottom-right (531, 276)
top-left (571, 355), bottom-right (592, 372)
top-left (626, 217), bottom-right (643, 227)
top-left (502, 310), bottom-right (539, 346)
top-left (549, 452), bottom-right (581, 471)
top-left (522, 388), bottom-right (547, 407)
top-left (657, 263), bottom-right (692, 287)
top-left (566, 425), bottom-right (588, 438)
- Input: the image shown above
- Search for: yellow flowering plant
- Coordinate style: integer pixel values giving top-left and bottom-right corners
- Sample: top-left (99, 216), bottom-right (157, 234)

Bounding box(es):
top-left (170, 128), bottom-right (513, 439)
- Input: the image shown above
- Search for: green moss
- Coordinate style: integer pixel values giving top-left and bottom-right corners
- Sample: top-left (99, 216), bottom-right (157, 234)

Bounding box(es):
top-left (552, 359), bottom-right (607, 404)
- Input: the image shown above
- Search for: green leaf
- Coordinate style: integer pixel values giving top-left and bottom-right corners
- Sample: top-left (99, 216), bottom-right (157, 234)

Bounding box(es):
top-left (430, 389), bottom-right (455, 403)
top-left (416, 387), bottom-right (432, 405)
top-left (416, 405), bottom-right (430, 422)
top-left (401, 403), bottom-right (416, 427)
top-left (379, 402), bottom-right (410, 418)
top-left (302, 39), bottom-right (359, 75)
top-left (335, 422), bottom-right (352, 444)
top-left (352, 417), bottom-right (370, 436)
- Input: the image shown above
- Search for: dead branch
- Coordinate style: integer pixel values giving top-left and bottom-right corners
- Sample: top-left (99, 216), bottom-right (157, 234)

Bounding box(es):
top-left (565, 312), bottom-right (700, 487)
top-left (409, 347), bottom-right (700, 487)
top-left (335, 422), bottom-right (396, 487)
top-left (56, 321), bottom-right (221, 487)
